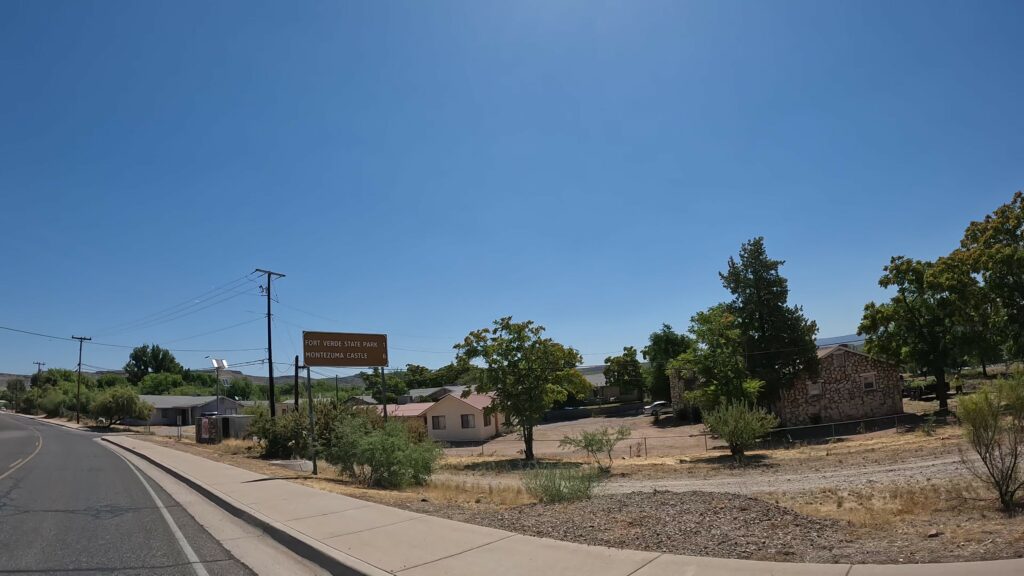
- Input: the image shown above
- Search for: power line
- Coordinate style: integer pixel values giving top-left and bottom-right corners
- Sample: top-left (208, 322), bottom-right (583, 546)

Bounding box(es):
top-left (94, 273), bottom-right (258, 336)
top-left (0, 324), bottom-right (264, 353)
top-left (160, 317), bottom-right (263, 345)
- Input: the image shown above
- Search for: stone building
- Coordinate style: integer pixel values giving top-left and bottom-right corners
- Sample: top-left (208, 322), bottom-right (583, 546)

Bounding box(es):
top-left (667, 344), bottom-right (903, 426)
top-left (773, 345), bottom-right (902, 426)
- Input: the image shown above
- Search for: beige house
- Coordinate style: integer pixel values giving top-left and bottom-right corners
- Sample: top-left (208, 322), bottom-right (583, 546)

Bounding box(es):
top-left (422, 394), bottom-right (505, 443)
top-left (774, 345), bottom-right (902, 426)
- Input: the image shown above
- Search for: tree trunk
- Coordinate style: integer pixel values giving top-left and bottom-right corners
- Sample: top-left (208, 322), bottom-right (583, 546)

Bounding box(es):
top-left (982, 361), bottom-right (989, 378)
top-left (523, 426), bottom-right (535, 461)
top-left (933, 367), bottom-right (949, 412)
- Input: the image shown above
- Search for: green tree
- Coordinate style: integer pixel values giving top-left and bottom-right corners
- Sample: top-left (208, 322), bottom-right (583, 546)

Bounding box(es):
top-left (641, 324), bottom-right (692, 401)
top-left (32, 368), bottom-right (77, 389)
top-left (225, 377), bottom-right (254, 400)
top-left (669, 304), bottom-right (763, 411)
top-left (958, 191), bottom-right (1024, 359)
top-left (95, 374), bottom-right (130, 389)
top-left (941, 252), bottom-right (1006, 375)
top-left (7, 379), bottom-right (26, 412)
top-left (455, 317), bottom-right (588, 460)
top-left (704, 400), bottom-right (779, 464)
top-left (858, 256), bottom-right (965, 410)
top-left (404, 364), bottom-right (433, 388)
top-left (123, 344), bottom-right (182, 384)
top-left (719, 237), bottom-right (819, 402)
top-left (559, 426), bottom-right (632, 470)
top-left (603, 346), bottom-right (645, 397)
top-left (90, 386), bottom-right (152, 427)
top-left (139, 372), bottom-right (186, 395)
top-left (360, 369), bottom-right (408, 404)
top-left (182, 370), bottom-right (218, 388)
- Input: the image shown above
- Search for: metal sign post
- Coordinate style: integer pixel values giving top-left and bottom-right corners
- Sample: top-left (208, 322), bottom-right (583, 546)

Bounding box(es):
top-left (305, 365), bottom-right (317, 475)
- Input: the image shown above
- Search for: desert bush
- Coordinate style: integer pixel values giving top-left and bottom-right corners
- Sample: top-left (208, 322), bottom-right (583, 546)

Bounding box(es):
top-left (521, 467), bottom-right (598, 503)
top-left (959, 375), bottom-right (1024, 515)
top-left (90, 386), bottom-right (152, 427)
top-left (558, 426), bottom-right (632, 469)
top-left (38, 388), bottom-right (68, 417)
top-left (249, 408), bottom-right (309, 459)
top-left (704, 400), bottom-right (779, 464)
top-left (325, 416), bottom-right (441, 488)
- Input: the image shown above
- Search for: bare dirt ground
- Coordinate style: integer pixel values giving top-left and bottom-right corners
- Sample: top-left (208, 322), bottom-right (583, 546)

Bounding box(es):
top-left (444, 414), bottom-right (723, 458)
top-left (138, 400), bottom-right (1024, 565)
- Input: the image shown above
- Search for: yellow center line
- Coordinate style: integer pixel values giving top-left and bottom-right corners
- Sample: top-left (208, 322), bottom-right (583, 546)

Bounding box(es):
top-left (0, 418), bottom-right (44, 481)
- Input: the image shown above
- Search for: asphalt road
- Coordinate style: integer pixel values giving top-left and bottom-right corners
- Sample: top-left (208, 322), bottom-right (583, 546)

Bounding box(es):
top-left (0, 414), bottom-right (255, 575)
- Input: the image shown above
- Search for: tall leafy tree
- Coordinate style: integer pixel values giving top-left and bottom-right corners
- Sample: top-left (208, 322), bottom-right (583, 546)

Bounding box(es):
top-left (669, 304), bottom-right (763, 411)
top-left (858, 256), bottom-right (966, 410)
top-left (123, 344), bottom-right (182, 384)
top-left (958, 191), bottom-right (1024, 359)
top-left (404, 364), bottom-right (433, 389)
top-left (455, 317), bottom-right (588, 460)
top-left (719, 237), bottom-right (819, 402)
top-left (603, 346), bottom-right (645, 396)
top-left (641, 324), bottom-right (693, 401)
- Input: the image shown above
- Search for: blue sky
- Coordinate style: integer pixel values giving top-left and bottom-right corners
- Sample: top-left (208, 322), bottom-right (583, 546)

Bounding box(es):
top-left (1, 0), bottom-right (1022, 378)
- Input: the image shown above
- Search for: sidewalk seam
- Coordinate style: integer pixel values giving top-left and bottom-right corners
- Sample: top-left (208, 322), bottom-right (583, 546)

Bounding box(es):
top-left (394, 533), bottom-right (516, 574)
top-left (102, 437), bottom-right (380, 576)
top-left (624, 553), bottom-right (663, 575)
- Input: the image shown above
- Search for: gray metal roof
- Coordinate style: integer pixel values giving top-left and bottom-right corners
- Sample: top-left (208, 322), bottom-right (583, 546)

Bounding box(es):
top-left (140, 395), bottom-right (220, 409)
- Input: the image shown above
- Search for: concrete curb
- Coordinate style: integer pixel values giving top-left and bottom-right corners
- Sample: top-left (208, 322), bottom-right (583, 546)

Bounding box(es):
top-left (102, 437), bottom-right (387, 576)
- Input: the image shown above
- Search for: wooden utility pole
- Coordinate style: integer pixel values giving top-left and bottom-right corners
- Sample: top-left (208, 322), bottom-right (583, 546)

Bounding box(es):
top-left (33, 361), bottom-right (45, 374)
top-left (379, 367), bottom-right (388, 422)
top-left (71, 336), bottom-right (91, 423)
top-left (255, 268), bottom-right (285, 416)
top-left (305, 365), bottom-right (318, 475)
top-left (294, 355), bottom-right (300, 408)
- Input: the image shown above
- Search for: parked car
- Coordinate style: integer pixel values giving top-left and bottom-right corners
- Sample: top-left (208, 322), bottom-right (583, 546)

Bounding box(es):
top-left (642, 401), bottom-right (672, 416)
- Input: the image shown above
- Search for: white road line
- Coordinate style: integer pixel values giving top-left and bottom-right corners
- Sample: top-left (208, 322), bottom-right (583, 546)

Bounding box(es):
top-left (8, 458), bottom-right (23, 468)
top-left (114, 451), bottom-right (211, 576)
top-left (0, 419), bottom-right (43, 482)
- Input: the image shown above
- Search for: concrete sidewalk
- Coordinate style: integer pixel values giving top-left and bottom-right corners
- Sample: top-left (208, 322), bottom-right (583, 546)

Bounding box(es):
top-left (103, 436), bottom-right (1021, 576)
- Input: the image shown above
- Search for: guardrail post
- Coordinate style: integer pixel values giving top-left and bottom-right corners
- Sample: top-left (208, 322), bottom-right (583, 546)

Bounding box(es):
top-left (644, 436), bottom-right (648, 458)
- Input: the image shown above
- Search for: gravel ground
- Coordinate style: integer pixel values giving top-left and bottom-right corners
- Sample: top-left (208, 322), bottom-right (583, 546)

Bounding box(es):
top-left (600, 455), bottom-right (971, 495)
top-left (402, 491), bottom-right (853, 563)
top-left (398, 490), bottom-right (1024, 564)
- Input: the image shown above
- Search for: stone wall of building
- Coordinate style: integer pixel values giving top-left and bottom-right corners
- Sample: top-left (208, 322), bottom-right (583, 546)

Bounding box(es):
top-left (775, 348), bottom-right (902, 426)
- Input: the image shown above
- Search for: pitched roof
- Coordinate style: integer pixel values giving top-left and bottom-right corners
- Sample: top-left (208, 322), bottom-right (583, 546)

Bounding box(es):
top-left (817, 345), bottom-right (898, 366)
top-left (141, 395), bottom-right (219, 409)
top-left (375, 402), bottom-right (433, 417)
top-left (428, 393), bottom-right (495, 411)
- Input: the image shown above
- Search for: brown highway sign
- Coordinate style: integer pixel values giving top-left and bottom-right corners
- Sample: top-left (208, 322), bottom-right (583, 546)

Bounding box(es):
top-left (302, 331), bottom-right (388, 367)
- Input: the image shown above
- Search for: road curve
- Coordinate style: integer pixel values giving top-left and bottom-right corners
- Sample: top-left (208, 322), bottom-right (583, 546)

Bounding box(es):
top-left (0, 414), bottom-right (255, 575)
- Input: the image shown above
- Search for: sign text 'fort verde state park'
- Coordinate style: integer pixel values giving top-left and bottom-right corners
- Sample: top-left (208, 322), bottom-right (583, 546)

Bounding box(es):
top-left (302, 331), bottom-right (389, 367)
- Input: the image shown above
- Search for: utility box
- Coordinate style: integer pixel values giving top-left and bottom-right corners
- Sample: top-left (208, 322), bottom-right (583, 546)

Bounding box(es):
top-left (196, 416), bottom-right (220, 444)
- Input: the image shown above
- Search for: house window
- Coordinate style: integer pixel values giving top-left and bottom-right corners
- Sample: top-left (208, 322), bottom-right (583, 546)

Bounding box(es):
top-left (833, 352), bottom-right (845, 368)
top-left (484, 412), bottom-right (492, 427)
top-left (161, 409), bottom-right (171, 419)
top-left (431, 415), bottom-right (446, 430)
top-left (807, 380), bottom-right (822, 397)
top-left (461, 414), bottom-right (476, 429)
top-left (861, 373), bottom-right (876, 390)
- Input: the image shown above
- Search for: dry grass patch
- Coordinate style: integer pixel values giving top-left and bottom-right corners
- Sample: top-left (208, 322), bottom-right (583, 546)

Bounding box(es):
top-left (763, 479), bottom-right (993, 528)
